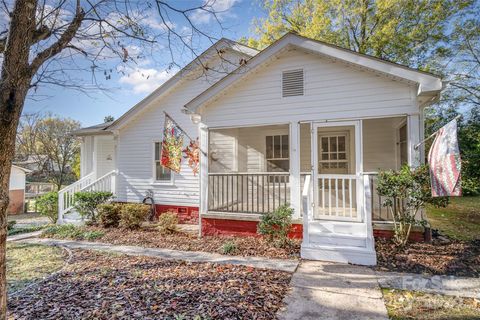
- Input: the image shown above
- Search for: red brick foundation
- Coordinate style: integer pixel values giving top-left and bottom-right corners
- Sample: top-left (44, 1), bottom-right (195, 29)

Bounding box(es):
top-left (7, 189), bottom-right (24, 215)
top-left (155, 205), bottom-right (199, 224)
top-left (201, 217), bottom-right (303, 239)
top-left (150, 203), bottom-right (427, 242)
top-left (373, 228), bottom-right (425, 242)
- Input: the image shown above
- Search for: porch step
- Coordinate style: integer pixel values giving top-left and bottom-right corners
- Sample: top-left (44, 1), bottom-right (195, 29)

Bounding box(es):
top-left (301, 243), bottom-right (377, 266)
top-left (308, 233), bottom-right (367, 248)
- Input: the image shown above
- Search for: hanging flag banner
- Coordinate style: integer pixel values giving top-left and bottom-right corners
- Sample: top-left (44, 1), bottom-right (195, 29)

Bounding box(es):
top-left (428, 119), bottom-right (462, 197)
top-left (161, 114), bottom-right (185, 173)
top-left (183, 139), bottom-right (200, 176)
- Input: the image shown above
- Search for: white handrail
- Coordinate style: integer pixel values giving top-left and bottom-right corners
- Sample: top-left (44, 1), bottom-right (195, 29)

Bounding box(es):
top-left (57, 170), bottom-right (116, 223)
top-left (302, 174), bottom-right (311, 243)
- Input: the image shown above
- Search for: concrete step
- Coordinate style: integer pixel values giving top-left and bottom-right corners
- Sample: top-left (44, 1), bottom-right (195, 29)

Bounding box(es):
top-left (308, 232), bottom-right (367, 247)
top-left (301, 243), bottom-right (377, 266)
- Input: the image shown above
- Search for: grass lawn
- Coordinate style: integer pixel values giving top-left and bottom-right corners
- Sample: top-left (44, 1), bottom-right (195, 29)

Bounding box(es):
top-left (383, 289), bottom-right (480, 320)
top-left (6, 242), bottom-right (65, 293)
top-left (427, 196), bottom-right (480, 241)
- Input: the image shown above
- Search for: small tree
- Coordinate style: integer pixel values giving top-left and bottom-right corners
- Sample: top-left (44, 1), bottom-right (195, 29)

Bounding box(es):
top-left (36, 192), bottom-right (59, 223)
top-left (257, 205), bottom-right (294, 247)
top-left (376, 165), bottom-right (448, 246)
top-left (73, 191), bottom-right (112, 222)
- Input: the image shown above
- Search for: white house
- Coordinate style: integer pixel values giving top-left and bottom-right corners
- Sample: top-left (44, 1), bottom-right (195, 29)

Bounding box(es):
top-left (8, 165), bottom-right (31, 214)
top-left (62, 33), bottom-right (443, 265)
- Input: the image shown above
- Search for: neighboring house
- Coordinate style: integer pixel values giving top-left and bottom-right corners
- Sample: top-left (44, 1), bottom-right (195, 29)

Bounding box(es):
top-left (8, 165), bottom-right (31, 214)
top-left (62, 33), bottom-right (443, 265)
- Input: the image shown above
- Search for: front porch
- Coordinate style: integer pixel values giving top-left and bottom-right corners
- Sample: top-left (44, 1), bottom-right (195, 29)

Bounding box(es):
top-left (200, 115), bottom-right (422, 265)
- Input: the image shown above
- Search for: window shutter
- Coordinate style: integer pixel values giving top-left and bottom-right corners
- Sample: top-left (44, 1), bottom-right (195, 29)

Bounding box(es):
top-left (282, 69), bottom-right (304, 97)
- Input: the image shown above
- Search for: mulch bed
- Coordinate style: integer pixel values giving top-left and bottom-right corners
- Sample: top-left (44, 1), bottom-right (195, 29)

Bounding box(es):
top-left (8, 249), bottom-right (292, 319)
top-left (375, 238), bottom-right (480, 277)
top-left (47, 225), bottom-right (301, 260)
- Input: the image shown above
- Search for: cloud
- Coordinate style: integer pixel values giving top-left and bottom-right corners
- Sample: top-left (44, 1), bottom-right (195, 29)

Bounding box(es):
top-left (190, 0), bottom-right (241, 25)
top-left (118, 67), bottom-right (177, 94)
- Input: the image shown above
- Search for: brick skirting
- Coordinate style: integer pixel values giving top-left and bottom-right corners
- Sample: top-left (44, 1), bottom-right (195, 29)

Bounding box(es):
top-left (8, 189), bottom-right (24, 215)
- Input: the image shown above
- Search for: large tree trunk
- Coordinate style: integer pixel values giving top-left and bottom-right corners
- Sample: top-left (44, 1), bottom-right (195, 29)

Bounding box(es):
top-left (0, 1), bottom-right (37, 318)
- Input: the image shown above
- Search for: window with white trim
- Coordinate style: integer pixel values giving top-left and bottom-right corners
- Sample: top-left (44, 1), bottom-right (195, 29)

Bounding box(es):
top-left (154, 142), bottom-right (172, 181)
top-left (266, 135), bottom-right (289, 172)
top-left (319, 135), bottom-right (348, 172)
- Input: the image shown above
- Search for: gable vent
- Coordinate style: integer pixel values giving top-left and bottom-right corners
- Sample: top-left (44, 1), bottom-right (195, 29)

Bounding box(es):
top-left (282, 69), bottom-right (304, 97)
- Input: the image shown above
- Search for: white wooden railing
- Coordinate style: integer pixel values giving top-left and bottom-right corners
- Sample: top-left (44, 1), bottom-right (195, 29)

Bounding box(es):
top-left (302, 174), bottom-right (311, 242)
top-left (57, 170), bottom-right (116, 223)
top-left (315, 174), bottom-right (359, 221)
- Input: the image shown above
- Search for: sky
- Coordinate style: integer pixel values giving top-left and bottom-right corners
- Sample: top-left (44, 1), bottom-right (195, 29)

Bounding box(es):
top-left (22, 0), bottom-right (265, 127)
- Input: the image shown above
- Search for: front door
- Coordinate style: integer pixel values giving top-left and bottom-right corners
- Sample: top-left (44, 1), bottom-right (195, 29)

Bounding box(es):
top-left (311, 121), bottom-right (361, 221)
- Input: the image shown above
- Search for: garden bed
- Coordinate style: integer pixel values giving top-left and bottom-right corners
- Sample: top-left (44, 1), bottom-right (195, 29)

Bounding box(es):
top-left (41, 224), bottom-right (301, 260)
top-left (8, 249), bottom-right (292, 319)
top-left (375, 238), bottom-right (480, 277)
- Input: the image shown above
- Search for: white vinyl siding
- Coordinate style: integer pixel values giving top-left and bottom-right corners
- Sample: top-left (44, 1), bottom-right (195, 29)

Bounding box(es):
top-left (116, 51), bottom-right (245, 205)
top-left (202, 48), bottom-right (416, 127)
top-left (95, 136), bottom-right (115, 177)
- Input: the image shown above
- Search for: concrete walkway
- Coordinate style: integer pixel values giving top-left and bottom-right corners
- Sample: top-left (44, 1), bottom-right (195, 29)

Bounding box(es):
top-left (278, 260), bottom-right (388, 320)
top-left (12, 237), bottom-right (299, 273)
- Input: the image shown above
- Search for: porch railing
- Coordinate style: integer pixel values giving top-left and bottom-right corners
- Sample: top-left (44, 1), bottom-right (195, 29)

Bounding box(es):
top-left (368, 173), bottom-right (393, 222)
top-left (208, 172), bottom-right (290, 214)
top-left (58, 170), bottom-right (116, 222)
top-left (315, 174), bottom-right (359, 220)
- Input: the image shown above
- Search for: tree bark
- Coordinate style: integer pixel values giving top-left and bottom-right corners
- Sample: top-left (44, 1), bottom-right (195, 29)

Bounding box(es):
top-left (0, 1), bottom-right (37, 318)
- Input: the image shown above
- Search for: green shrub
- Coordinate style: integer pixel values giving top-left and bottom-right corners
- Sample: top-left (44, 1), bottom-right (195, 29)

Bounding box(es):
top-left (462, 177), bottom-right (480, 196)
top-left (74, 191), bottom-right (113, 222)
top-left (42, 224), bottom-right (84, 239)
top-left (41, 224), bottom-right (104, 241)
top-left (83, 230), bottom-right (105, 241)
top-left (376, 165), bottom-right (448, 246)
top-left (221, 241), bottom-right (237, 255)
top-left (119, 203), bottom-right (150, 229)
top-left (257, 204), bottom-right (294, 247)
top-left (7, 220), bottom-right (16, 231)
top-left (97, 203), bottom-right (121, 228)
top-left (36, 192), bottom-right (59, 223)
top-left (158, 211), bottom-right (178, 234)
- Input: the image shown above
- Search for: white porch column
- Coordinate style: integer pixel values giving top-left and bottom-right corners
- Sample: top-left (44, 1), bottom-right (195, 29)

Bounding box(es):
top-left (92, 136), bottom-right (98, 179)
top-left (199, 122), bottom-right (209, 216)
top-left (407, 114), bottom-right (421, 167)
top-left (289, 121), bottom-right (301, 219)
top-left (80, 137), bottom-right (85, 178)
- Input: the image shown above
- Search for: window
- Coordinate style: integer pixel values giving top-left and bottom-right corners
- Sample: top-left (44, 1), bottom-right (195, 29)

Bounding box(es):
top-left (154, 142), bottom-right (172, 181)
top-left (319, 135), bottom-right (348, 172)
top-left (266, 135), bottom-right (289, 172)
top-left (282, 69), bottom-right (304, 97)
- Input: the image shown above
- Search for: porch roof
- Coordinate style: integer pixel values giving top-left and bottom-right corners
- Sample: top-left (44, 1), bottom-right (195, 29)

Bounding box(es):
top-left (184, 33), bottom-right (444, 112)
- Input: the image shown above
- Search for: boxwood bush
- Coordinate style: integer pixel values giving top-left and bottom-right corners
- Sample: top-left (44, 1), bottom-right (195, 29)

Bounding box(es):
top-left (74, 191), bottom-right (113, 222)
top-left (36, 191), bottom-right (59, 223)
top-left (119, 203), bottom-right (150, 229)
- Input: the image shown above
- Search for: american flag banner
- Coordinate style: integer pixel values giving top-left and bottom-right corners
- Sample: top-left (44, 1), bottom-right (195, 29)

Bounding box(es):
top-left (428, 119), bottom-right (462, 197)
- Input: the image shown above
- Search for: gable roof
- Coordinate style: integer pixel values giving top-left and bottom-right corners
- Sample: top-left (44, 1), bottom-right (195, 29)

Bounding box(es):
top-left (73, 121), bottom-right (114, 136)
top-left (185, 33), bottom-right (444, 112)
top-left (11, 165), bottom-right (32, 174)
top-left (105, 38), bottom-right (259, 131)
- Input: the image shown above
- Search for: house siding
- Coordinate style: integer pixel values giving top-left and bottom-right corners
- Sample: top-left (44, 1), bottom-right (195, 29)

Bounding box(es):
top-left (201, 48), bottom-right (417, 127)
top-left (116, 51), bottom-right (246, 205)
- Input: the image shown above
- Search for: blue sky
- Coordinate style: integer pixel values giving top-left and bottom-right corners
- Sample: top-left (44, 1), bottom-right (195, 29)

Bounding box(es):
top-left (23, 0), bottom-right (264, 126)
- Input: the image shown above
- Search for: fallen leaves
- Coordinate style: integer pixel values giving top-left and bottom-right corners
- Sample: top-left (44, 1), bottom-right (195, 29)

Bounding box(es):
top-left (375, 238), bottom-right (480, 277)
top-left (42, 225), bottom-right (301, 260)
top-left (8, 249), bottom-right (292, 319)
